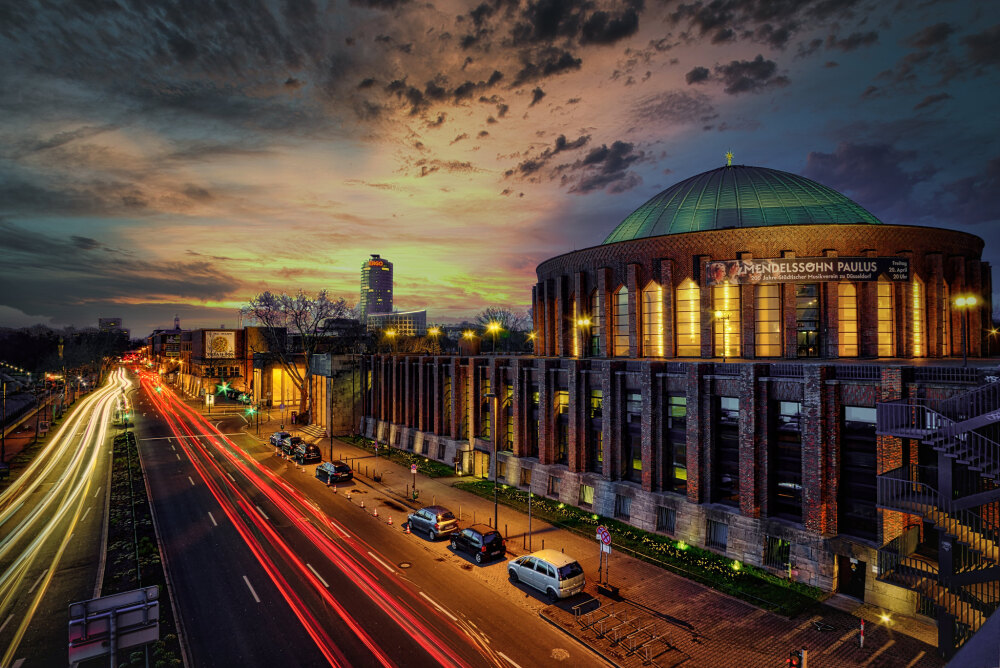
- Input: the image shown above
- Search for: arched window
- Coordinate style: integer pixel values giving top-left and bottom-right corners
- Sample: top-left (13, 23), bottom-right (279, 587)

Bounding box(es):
top-left (613, 286), bottom-right (630, 357)
top-left (941, 281), bottom-right (951, 356)
top-left (713, 283), bottom-right (741, 358)
top-left (755, 284), bottom-right (781, 357)
top-left (641, 282), bottom-right (664, 357)
top-left (589, 289), bottom-right (602, 356)
top-left (912, 277), bottom-right (926, 357)
top-left (838, 282), bottom-right (858, 357)
top-left (675, 279), bottom-right (701, 356)
top-left (878, 279), bottom-right (895, 357)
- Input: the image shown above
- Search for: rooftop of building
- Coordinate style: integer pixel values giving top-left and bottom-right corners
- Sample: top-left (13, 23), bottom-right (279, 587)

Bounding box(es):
top-left (602, 161), bottom-right (882, 244)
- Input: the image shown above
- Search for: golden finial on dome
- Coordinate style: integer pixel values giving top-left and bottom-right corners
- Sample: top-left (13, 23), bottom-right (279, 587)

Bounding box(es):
top-left (725, 150), bottom-right (733, 167)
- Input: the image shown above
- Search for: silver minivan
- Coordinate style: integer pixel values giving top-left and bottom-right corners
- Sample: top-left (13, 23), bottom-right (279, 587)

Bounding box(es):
top-left (507, 549), bottom-right (585, 602)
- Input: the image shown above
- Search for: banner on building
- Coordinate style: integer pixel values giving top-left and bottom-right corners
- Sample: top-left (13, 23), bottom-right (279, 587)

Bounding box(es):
top-left (705, 257), bottom-right (910, 287)
top-left (165, 334), bottom-right (180, 358)
top-left (204, 331), bottom-right (235, 358)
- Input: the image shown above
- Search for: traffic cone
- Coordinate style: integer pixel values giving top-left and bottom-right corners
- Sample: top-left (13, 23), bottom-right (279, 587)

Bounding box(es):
top-left (346, 490), bottom-right (352, 501)
top-left (373, 507), bottom-right (378, 518)
top-left (360, 499), bottom-right (365, 509)
top-left (332, 484), bottom-right (337, 494)
top-left (388, 515), bottom-right (392, 525)
top-left (403, 522), bottom-right (410, 534)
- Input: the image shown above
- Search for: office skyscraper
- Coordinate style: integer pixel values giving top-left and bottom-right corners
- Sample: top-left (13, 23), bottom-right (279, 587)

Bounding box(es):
top-left (359, 254), bottom-right (393, 320)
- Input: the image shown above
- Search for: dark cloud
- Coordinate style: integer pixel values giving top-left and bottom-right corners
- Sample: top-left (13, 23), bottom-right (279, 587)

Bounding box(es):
top-left (358, 78), bottom-right (377, 89)
top-left (478, 130), bottom-right (490, 137)
top-left (714, 55), bottom-right (789, 94)
top-left (529, 87), bottom-right (546, 106)
top-left (580, 7), bottom-right (641, 45)
top-left (182, 185), bottom-right (213, 201)
top-left (930, 155), bottom-right (1000, 225)
top-left (797, 38), bottom-right (823, 58)
top-left (450, 133), bottom-right (469, 144)
top-left (803, 141), bottom-right (936, 216)
top-left (71, 236), bottom-right (101, 251)
top-left (913, 92), bottom-right (950, 110)
top-left (413, 158), bottom-right (476, 178)
top-left (349, 0), bottom-right (412, 8)
top-left (508, 133), bottom-right (591, 177)
top-left (567, 141), bottom-right (645, 194)
top-left (513, 48), bottom-right (582, 85)
top-left (685, 66), bottom-right (710, 84)
top-left (712, 28), bottom-right (735, 44)
top-left (631, 90), bottom-right (715, 125)
top-left (284, 77), bottom-right (304, 89)
top-left (427, 112), bottom-right (447, 127)
top-left (905, 22), bottom-right (953, 48)
top-left (826, 31), bottom-right (878, 52)
top-left (963, 25), bottom-right (1000, 67)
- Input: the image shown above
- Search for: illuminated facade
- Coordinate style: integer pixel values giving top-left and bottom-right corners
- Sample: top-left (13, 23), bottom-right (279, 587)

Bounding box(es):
top-left (359, 253), bottom-right (393, 320)
top-left (361, 163), bottom-right (997, 656)
top-left (367, 309), bottom-right (428, 336)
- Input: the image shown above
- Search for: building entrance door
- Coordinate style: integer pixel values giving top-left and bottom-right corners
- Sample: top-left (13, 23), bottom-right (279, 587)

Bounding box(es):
top-left (472, 450), bottom-right (490, 479)
top-left (837, 556), bottom-right (867, 600)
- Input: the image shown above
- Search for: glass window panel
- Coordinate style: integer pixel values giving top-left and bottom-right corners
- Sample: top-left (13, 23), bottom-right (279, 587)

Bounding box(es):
top-left (589, 289), bottom-right (602, 356)
top-left (795, 283), bottom-right (820, 358)
top-left (712, 284), bottom-right (741, 358)
top-left (614, 287), bottom-right (630, 357)
top-left (912, 279), bottom-right (925, 357)
top-left (838, 282), bottom-right (858, 357)
top-left (942, 282), bottom-right (951, 356)
top-left (675, 279), bottom-right (701, 356)
top-left (878, 280), bottom-right (894, 356)
top-left (755, 284), bottom-right (781, 357)
top-left (641, 283), bottom-right (664, 357)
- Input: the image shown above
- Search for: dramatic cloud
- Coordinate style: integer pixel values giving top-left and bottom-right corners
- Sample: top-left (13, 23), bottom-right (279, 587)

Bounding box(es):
top-left (715, 55), bottom-right (790, 94)
top-left (565, 141), bottom-right (646, 194)
top-left (905, 22), bottom-right (954, 48)
top-left (826, 31), bottom-right (878, 52)
top-left (913, 93), bottom-right (950, 110)
top-left (963, 25), bottom-right (1000, 67)
top-left (930, 155), bottom-right (1000, 225)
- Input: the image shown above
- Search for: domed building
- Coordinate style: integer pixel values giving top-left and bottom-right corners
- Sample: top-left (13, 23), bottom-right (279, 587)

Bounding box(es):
top-left (361, 160), bottom-right (997, 657)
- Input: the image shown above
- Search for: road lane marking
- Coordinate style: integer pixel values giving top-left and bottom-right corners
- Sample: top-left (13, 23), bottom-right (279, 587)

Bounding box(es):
top-left (0, 613), bottom-right (13, 635)
top-left (28, 569), bottom-right (48, 594)
top-left (188, 476), bottom-right (195, 487)
top-left (140, 433), bottom-right (245, 441)
top-left (498, 652), bottom-right (522, 668)
top-left (11, 659), bottom-right (25, 668)
top-left (307, 563), bottom-right (329, 587)
top-left (418, 592), bottom-right (457, 622)
top-left (0, 502), bottom-right (24, 527)
top-left (255, 505), bottom-right (269, 520)
top-left (82, 506), bottom-right (92, 522)
top-left (175, 453), bottom-right (181, 460)
top-left (208, 512), bottom-right (218, 526)
top-left (227, 473), bottom-right (235, 482)
top-left (367, 551), bottom-right (396, 574)
top-left (243, 576), bottom-right (261, 603)
top-left (93, 486), bottom-right (102, 498)
top-left (904, 652), bottom-right (926, 668)
top-left (171, 445), bottom-right (176, 451)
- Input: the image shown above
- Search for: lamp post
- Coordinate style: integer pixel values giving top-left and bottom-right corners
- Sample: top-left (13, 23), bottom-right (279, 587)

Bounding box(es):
top-left (428, 326), bottom-right (442, 355)
top-left (526, 331), bottom-right (537, 354)
top-left (485, 390), bottom-right (498, 529)
top-left (462, 330), bottom-right (476, 355)
top-left (576, 318), bottom-right (591, 358)
top-left (385, 329), bottom-right (397, 354)
top-left (487, 322), bottom-right (501, 354)
top-left (989, 327), bottom-right (998, 358)
top-left (955, 296), bottom-right (978, 367)
top-left (714, 310), bottom-right (732, 364)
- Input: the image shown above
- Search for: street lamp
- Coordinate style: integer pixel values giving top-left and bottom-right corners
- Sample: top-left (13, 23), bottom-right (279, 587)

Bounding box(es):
top-left (428, 326), bottom-right (442, 355)
top-left (576, 318), bottom-right (591, 358)
top-left (384, 329), bottom-right (397, 354)
top-left (989, 327), bottom-right (998, 358)
top-left (954, 295), bottom-right (978, 367)
top-left (486, 322), bottom-right (501, 354)
top-left (526, 331), bottom-right (537, 353)
top-left (714, 310), bottom-right (732, 364)
top-left (462, 330), bottom-right (477, 355)
top-left (485, 390), bottom-right (498, 529)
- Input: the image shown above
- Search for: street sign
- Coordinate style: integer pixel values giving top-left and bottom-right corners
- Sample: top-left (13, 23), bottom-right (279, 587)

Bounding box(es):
top-left (601, 543), bottom-right (612, 554)
top-left (68, 586), bottom-right (160, 664)
top-left (279, 403), bottom-right (286, 410)
top-left (596, 525), bottom-right (611, 545)
top-left (411, 464), bottom-right (418, 474)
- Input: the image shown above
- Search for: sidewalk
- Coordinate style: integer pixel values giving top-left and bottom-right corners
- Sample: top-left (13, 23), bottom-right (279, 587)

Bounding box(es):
top-left (238, 411), bottom-right (944, 668)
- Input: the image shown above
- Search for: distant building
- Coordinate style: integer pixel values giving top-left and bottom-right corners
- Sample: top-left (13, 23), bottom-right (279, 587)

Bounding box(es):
top-left (359, 254), bottom-right (393, 320)
top-left (98, 317), bottom-right (129, 339)
top-left (367, 309), bottom-right (427, 337)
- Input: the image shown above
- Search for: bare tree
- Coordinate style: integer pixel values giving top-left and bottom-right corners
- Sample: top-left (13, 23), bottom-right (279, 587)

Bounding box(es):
top-left (474, 306), bottom-right (531, 332)
top-left (241, 291), bottom-right (351, 419)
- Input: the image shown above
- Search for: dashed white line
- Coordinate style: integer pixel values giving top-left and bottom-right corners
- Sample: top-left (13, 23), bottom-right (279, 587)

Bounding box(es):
top-left (175, 453), bottom-right (181, 460)
top-left (208, 512), bottom-right (218, 527)
top-left (419, 591), bottom-right (457, 622)
top-left (243, 576), bottom-right (261, 603)
top-left (497, 652), bottom-right (522, 668)
top-left (227, 473), bottom-right (235, 482)
top-left (0, 613), bottom-right (13, 635)
top-left (306, 563), bottom-right (329, 588)
top-left (367, 551), bottom-right (396, 574)
top-left (188, 476), bottom-right (195, 487)
top-left (81, 506), bottom-right (92, 522)
top-left (93, 486), bottom-right (102, 498)
top-left (11, 658), bottom-right (25, 668)
top-left (255, 505), bottom-right (269, 520)
top-left (28, 569), bottom-right (48, 594)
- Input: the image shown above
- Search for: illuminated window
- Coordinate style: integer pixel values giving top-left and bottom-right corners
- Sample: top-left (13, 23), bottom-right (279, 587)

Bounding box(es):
top-left (589, 289), bottom-right (602, 356)
top-left (795, 284), bottom-right (820, 357)
top-left (838, 282), bottom-right (858, 357)
top-left (912, 278), bottom-right (926, 357)
top-left (942, 281), bottom-right (951, 356)
top-left (641, 282), bottom-right (664, 357)
top-left (878, 279), bottom-right (895, 357)
top-left (571, 297), bottom-right (579, 357)
top-left (613, 286), bottom-right (630, 357)
top-left (712, 284), bottom-right (741, 358)
top-left (754, 284), bottom-right (781, 357)
top-left (675, 279), bottom-right (701, 356)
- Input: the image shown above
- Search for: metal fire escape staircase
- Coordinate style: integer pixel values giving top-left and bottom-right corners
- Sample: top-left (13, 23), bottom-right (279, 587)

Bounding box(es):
top-left (876, 381), bottom-right (1000, 656)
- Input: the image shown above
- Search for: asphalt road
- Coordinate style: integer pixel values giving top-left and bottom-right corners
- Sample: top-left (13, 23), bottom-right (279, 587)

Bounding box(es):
top-left (0, 369), bottom-right (128, 667)
top-left (135, 370), bottom-right (607, 668)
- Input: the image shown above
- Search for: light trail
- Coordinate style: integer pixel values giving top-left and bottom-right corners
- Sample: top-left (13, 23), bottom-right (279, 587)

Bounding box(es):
top-left (0, 367), bottom-right (130, 665)
top-left (141, 373), bottom-right (482, 668)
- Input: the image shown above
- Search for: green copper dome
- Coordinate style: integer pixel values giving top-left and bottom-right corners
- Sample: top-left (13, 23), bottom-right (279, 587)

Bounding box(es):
top-left (602, 164), bottom-right (882, 244)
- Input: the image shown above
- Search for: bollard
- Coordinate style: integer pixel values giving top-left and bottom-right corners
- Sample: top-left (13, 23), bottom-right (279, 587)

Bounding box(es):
top-left (542, 539), bottom-right (545, 550)
top-left (388, 515), bottom-right (392, 525)
top-left (505, 524), bottom-right (508, 539)
top-left (860, 620), bottom-right (864, 648)
top-left (373, 506), bottom-right (378, 518)
top-left (360, 499), bottom-right (365, 508)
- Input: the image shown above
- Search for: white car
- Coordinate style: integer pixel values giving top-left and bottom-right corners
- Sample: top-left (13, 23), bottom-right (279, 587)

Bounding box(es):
top-left (507, 549), bottom-right (585, 602)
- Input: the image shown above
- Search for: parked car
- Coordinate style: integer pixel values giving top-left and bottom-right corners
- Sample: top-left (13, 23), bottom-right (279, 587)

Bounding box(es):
top-left (293, 443), bottom-right (322, 464)
top-left (450, 524), bottom-right (506, 563)
top-left (507, 549), bottom-right (585, 602)
top-left (315, 461), bottom-right (353, 484)
top-left (280, 436), bottom-right (303, 457)
top-left (269, 431), bottom-right (291, 447)
top-left (406, 505), bottom-right (458, 540)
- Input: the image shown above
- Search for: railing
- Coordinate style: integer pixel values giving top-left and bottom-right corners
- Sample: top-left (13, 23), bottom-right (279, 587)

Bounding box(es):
top-left (712, 363), bottom-right (739, 376)
top-left (877, 401), bottom-right (949, 437)
top-left (665, 362), bottom-right (686, 375)
top-left (914, 367), bottom-right (983, 384)
top-left (770, 363), bottom-right (804, 378)
top-left (830, 364), bottom-right (880, 380)
top-left (936, 381), bottom-right (1000, 423)
top-left (877, 464), bottom-right (940, 513)
top-left (939, 430), bottom-right (1000, 479)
